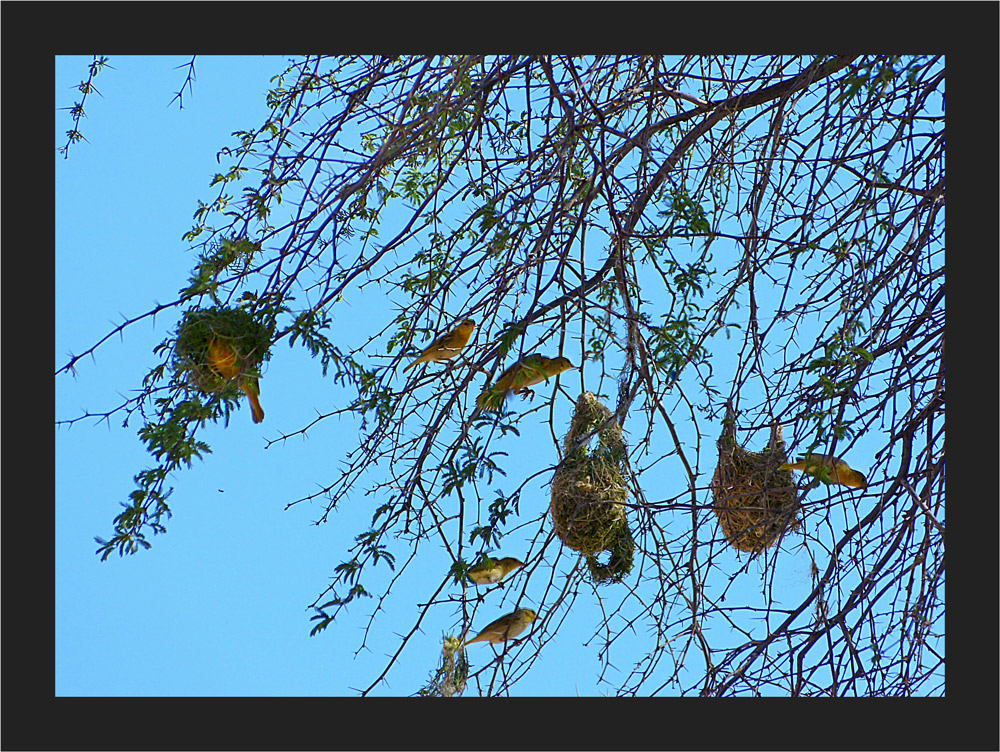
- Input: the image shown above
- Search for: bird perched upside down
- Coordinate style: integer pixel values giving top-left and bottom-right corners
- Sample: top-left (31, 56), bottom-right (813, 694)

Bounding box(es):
top-left (476, 354), bottom-right (575, 412)
top-left (464, 608), bottom-right (537, 646)
top-left (404, 319), bottom-right (476, 372)
top-left (779, 453), bottom-right (867, 489)
top-left (207, 337), bottom-right (264, 423)
top-left (467, 556), bottom-right (525, 586)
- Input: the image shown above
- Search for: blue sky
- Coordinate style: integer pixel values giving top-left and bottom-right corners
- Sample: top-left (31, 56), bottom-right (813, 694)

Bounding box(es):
top-left (56, 56), bottom-right (373, 696)
top-left (55, 55), bottom-right (940, 698)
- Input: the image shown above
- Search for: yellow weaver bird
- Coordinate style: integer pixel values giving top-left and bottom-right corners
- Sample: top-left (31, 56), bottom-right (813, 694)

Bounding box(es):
top-left (476, 355), bottom-right (575, 412)
top-left (404, 319), bottom-right (476, 372)
top-left (207, 337), bottom-right (264, 424)
top-left (464, 608), bottom-right (537, 646)
top-left (779, 453), bottom-right (867, 489)
top-left (467, 556), bottom-right (525, 586)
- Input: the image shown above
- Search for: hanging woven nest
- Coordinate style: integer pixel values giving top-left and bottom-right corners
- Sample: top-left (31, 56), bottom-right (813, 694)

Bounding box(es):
top-left (418, 634), bottom-right (468, 698)
top-left (172, 305), bottom-right (274, 396)
top-left (711, 403), bottom-right (799, 555)
top-left (550, 392), bottom-right (635, 584)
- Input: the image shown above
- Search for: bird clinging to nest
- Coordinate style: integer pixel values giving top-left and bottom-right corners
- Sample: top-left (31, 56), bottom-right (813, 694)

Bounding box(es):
top-left (779, 453), bottom-right (867, 489)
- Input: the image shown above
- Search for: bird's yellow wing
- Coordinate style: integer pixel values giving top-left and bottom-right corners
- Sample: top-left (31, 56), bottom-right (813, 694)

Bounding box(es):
top-left (475, 358), bottom-right (534, 411)
top-left (467, 556), bottom-right (501, 585)
top-left (207, 337), bottom-right (241, 380)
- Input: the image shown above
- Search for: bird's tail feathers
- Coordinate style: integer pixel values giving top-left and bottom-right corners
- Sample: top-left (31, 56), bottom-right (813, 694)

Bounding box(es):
top-left (476, 388), bottom-right (506, 412)
top-left (241, 382), bottom-right (265, 423)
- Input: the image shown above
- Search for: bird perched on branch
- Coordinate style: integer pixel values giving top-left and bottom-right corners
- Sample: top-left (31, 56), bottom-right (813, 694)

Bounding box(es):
top-left (464, 608), bottom-right (537, 646)
top-left (207, 337), bottom-right (264, 423)
top-left (476, 355), bottom-right (575, 412)
top-left (779, 453), bottom-right (867, 489)
top-left (404, 319), bottom-right (476, 371)
top-left (467, 556), bottom-right (525, 586)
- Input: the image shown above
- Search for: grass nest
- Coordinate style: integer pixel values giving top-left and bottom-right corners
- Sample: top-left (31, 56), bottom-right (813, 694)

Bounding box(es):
top-left (550, 392), bottom-right (635, 584)
top-left (711, 405), bottom-right (799, 555)
top-left (172, 305), bottom-right (274, 395)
